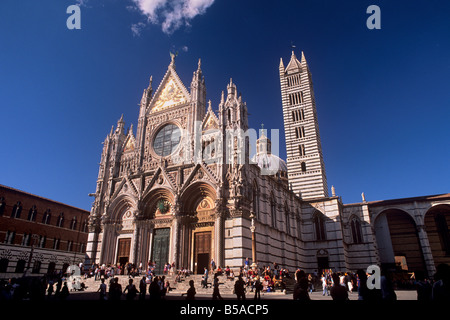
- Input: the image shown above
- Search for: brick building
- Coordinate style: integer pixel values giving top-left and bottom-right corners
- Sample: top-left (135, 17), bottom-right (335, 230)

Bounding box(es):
top-left (0, 184), bottom-right (89, 279)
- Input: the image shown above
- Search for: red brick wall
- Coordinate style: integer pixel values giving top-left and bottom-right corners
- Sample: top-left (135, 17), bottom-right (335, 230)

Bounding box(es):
top-left (0, 185), bottom-right (89, 253)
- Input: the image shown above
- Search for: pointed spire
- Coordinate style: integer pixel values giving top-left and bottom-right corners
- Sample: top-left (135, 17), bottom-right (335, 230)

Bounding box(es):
top-left (301, 51), bottom-right (308, 67)
top-left (197, 58), bottom-right (202, 71)
top-left (220, 90), bottom-right (225, 104)
top-left (207, 100), bottom-right (212, 111)
top-left (279, 57), bottom-right (284, 69)
top-left (118, 114), bottom-right (124, 124)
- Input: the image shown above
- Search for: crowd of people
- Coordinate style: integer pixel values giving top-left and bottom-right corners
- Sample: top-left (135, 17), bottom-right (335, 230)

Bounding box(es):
top-left (1, 259), bottom-right (449, 301)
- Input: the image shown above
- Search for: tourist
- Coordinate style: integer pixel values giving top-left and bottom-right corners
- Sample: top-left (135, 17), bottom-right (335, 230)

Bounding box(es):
top-left (321, 273), bottom-right (329, 296)
top-left (253, 275), bottom-right (262, 300)
top-left (432, 263), bottom-right (450, 301)
top-left (123, 278), bottom-right (138, 300)
top-left (97, 278), bottom-right (107, 300)
top-left (149, 277), bottom-right (160, 300)
top-left (186, 280), bottom-right (196, 300)
top-left (139, 276), bottom-right (147, 300)
top-left (414, 270), bottom-right (432, 301)
top-left (212, 274), bottom-right (223, 300)
top-left (234, 275), bottom-right (246, 300)
top-left (293, 270), bottom-right (310, 301)
top-left (330, 273), bottom-right (348, 301)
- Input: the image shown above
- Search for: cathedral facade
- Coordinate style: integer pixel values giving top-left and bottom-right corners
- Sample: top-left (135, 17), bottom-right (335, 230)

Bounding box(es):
top-left (86, 51), bottom-right (450, 277)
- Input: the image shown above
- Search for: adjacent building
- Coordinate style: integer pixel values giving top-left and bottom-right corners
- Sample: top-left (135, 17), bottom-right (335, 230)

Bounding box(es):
top-left (0, 184), bottom-right (89, 279)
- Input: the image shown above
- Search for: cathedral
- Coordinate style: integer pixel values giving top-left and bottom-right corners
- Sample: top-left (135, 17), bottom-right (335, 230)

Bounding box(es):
top-left (86, 51), bottom-right (450, 278)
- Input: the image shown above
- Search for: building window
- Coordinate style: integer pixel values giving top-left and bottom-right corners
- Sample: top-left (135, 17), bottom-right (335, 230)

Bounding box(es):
top-left (53, 238), bottom-right (60, 250)
top-left (299, 144), bottom-right (306, 156)
top-left (11, 202), bottom-right (22, 219)
top-left (38, 235), bottom-right (47, 248)
top-left (15, 260), bottom-right (26, 273)
top-left (0, 197), bottom-right (5, 216)
top-left (271, 198), bottom-right (277, 229)
top-left (314, 212), bottom-right (327, 241)
top-left (42, 209), bottom-right (51, 224)
top-left (27, 205), bottom-right (37, 222)
top-left (285, 209), bottom-right (291, 235)
top-left (301, 162), bottom-right (307, 172)
top-left (0, 258), bottom-right (8, 273)
top-left (80, 243), bottom-right (85, 253)
top-left (22, 233), bottom-right (32, 246)
top-left (70, 217), bottom-right (77, 230)
top-left (67, 241), bottom-right (73, 252)
top-left (81, 220), bottom-right (88, 233)
top-left (4, 230), bottom-right (15, 244)
top-left (297, 218), bottom-right (302, 240)
top-left (350, 217), bottom-right (363, 244)
top-left (57, 213), bottom-right (64, 228)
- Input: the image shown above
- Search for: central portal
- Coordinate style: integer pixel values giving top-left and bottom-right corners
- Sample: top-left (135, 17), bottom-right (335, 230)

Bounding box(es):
top-left (151, 228), bottom-right (170, 274)
top-left (194, 231), bottom-right (211, 274)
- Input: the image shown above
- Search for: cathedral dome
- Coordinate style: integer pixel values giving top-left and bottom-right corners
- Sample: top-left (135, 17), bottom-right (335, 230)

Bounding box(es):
top-left (252, 152), bottom-right (288, 176)
top-left (252, 128), bottom-right (288, 178)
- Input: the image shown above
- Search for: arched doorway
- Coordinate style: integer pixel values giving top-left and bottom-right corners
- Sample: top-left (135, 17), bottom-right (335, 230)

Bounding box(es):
top-left (142, 188), bottom-right (175, 275)
top-left (374, 209), bottom-right (425, 272)
top-left (180, 181), bottom-right (217, 274)
top-left (424, 204), bottom-right (450, 267)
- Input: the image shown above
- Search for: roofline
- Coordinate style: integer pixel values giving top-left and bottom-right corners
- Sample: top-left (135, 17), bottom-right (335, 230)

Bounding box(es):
top-left (0, 184), bottom-right (90, 214)
top-left (342, 193), bottom-right (450, 207)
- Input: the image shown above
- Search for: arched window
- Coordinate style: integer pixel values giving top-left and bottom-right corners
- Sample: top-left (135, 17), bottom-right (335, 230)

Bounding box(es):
top-left (271, 197), bottom-right (277, 229)
top-left (15, 260), bottom-right (26, 273)
top-left (314, 212), bottom-right (326, 241)
top-left (27, 205), bottom-right (37, 221)
top-left (285, 206), bottom-right (291, 235)
top-left (0, 258), bottom-right (8, 273)
top-left (57, 213), bottom-right (64, 228)
top-left (81, 220), bottom-right (89, 233)
top-left (0, 197), bottom-right (6, 216)
top-left (42, 209), bottom-right (51, 225)
top-left (11, 201), bottom-right (22, 219)
top-left (350, 216), bottom-right (363, 244)
top-left (301, 162), bottom-right (306, 172)
top-left (70, 217), bottom-right (77, 230)
top-left (296, 216), bottom-right (302, 240)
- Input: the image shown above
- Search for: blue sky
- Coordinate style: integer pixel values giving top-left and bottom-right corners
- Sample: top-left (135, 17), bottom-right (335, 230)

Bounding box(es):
top-left (0, 0), bottom-right (449, 210)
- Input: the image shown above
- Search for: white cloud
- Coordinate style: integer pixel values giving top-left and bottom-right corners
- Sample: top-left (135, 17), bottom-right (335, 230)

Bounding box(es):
top-left (131, 22), bottom-right (147, 37)
top-left (132, 0), bottom-right (215, 34)
top-left (182, 45), bottom-right (189, 52)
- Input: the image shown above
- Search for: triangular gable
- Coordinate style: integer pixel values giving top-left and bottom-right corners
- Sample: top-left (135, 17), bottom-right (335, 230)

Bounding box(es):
top-left (122, 133), bottom-right (136, 153)
top-left (202, 108), bottom-right (219, 131)
top-left (285, 51), bottom-right (303, 74)
top-left (148, 66), bottom-right (190, 114)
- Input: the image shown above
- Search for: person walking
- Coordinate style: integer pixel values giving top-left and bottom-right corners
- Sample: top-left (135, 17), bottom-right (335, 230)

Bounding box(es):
top-left (212, 274), bottom-right (223, 300)
top-left (330, 273), bottom-right (348, 301)
top-left (139, 276), bottom-right (147, 300)
top-left (123, 278), bottom-right (138, 300)
top-left (321, 273), bottom-right (329, 296)
top-left (234, 275), bottom-right (246, 300)
top-left (97, 278), bottom-right (107, 300)
top-left (186, 280), bottom-right (196, 300)
top-left (293, 270), bottom-right (310, 301)
top-left (254, 275), bottom-right (262, 300)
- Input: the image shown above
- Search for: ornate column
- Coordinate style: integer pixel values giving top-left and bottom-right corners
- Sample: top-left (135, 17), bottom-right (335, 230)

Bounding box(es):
top-left (214, 198), bottom-right (226, 268)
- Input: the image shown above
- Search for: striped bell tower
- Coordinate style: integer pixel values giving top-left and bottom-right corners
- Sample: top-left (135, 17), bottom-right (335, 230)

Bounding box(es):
top-left (279, 50), bottom-right (328, 199)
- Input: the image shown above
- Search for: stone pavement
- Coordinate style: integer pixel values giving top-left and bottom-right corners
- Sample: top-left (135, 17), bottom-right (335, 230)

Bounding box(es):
top-left (67, 274), bottom-right (417, 300)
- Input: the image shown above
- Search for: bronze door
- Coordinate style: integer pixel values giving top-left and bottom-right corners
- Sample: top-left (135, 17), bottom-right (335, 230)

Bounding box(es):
top-left (117, 238), bottom-right (131, 266)
top-left (194, 231), bottom-right (211, 274)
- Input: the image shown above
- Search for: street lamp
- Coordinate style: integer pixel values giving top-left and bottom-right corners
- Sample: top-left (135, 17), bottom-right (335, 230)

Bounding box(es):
top-left (24, 234), bottom-right (40, 277)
